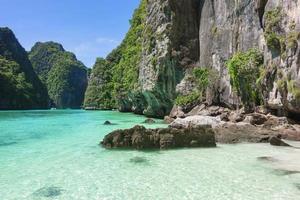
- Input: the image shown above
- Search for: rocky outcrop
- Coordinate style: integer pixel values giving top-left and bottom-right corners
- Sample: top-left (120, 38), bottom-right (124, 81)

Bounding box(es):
top-left (29, 42), bottom-right (88, 109)
top-left (100, 125), bottom-right (216, 149)
top-left (0, 27), bottom-right (49, 109)
top-left (168, 106), bottom-right (300, 143)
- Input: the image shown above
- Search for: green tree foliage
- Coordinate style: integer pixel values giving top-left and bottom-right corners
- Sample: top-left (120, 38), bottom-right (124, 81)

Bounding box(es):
top-left (226, 49), bottom-right (264, 112)
top-left (29, 42), bottom-right (88, 108)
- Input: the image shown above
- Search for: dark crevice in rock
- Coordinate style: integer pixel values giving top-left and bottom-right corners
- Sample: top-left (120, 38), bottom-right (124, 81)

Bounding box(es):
top-left (255, 0), bottom-right (268, 29)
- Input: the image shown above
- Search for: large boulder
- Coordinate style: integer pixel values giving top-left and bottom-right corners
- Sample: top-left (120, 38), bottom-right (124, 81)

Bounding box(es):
top-left (243, 113), bottom-right (268, 125)
top-left (100, 125), bottom-right (216, 150)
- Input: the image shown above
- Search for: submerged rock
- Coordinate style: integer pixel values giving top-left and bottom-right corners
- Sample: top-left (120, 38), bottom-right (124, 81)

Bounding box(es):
top-left (100, 125), bottom-right (216, 150)
top-left (143, 118), bottom-right (156, 124)
top-left (129, 156), bottom-right (149, 164)
top-left (33, 186), bottom-right (64, 198)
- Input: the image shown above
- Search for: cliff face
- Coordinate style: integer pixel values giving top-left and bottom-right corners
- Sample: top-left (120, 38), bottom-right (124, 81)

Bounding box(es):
top-left (29, 42), bottom-right (88, 109)
top-left (0, 28), bottom-right (49, 109)
top-left (86, 0), bottom-right (300, 118)
top-left (195, 0), bottom-right (300, 117)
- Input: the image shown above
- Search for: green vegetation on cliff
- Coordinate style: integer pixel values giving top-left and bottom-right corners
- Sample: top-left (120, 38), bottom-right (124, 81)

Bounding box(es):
top-left (0, 27), bottom-right (49, 109)
top-left (84, 58), bottom-right (114, 109)
top-left (226, 49), bottom-right (264, 112)
top-left (175, 68), bottom-right (218, 107)
top-left (85, 0), bottom-right (147, 110)
top-left (112, 0), bottom-right (146, 95)
top-left (29, 42), bottom-right (87, 108)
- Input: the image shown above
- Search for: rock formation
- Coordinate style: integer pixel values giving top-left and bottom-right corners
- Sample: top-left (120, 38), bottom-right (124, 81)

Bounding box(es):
top-left (29, 42), bottom-right (88, 108)
top-left (0, 27), bottom-right (49, 109)
top-left (101, 125), bottom-right (216, 149)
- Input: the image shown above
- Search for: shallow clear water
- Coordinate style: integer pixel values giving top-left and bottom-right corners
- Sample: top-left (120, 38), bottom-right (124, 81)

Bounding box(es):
top-left (0, 110), bottom-right (299, 200)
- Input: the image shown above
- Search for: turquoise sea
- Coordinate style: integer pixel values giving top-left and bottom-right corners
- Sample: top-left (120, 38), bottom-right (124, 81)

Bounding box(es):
top-left (0, 110), bottom-right (299, 200)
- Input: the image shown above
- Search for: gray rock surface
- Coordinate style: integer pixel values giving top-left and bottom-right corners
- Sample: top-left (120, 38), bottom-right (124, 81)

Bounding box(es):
top-left (101, 125), bottom-right (216, 149)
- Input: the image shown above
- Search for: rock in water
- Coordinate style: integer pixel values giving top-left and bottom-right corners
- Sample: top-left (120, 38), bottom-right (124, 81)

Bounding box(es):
top-left (103, 121), bottom-right (112, 125)
top-left (143, 118), bottom-right (156, 124)
top-left (269, 135), bottom-right (291, 147)
top-left (100, 125), bottom-right (216, 150)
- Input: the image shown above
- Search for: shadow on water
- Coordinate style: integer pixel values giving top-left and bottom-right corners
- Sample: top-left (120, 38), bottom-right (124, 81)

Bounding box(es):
top-left (100, 147), bottom-right (163, 155)
top-left (32, 186), bottom-right (64, 198)
top-left (129, 156), bottom-right (150, 165)
top-left (294, 183), bottom-right (300, 190)
top-left (272, 169), bottom-right (300, 176)
top-left (257, 156), bottom-right (279, 162)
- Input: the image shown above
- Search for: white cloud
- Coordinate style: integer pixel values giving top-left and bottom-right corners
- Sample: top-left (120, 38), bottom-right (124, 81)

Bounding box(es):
top-left (71, 37), bottom-right (121, 67)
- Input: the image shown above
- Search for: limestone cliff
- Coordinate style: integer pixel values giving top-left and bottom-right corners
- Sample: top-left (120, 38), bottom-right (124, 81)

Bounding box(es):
top-left (29, 42), bottom-right (88, 109)
top-left (0, 27), bottom-right (49, 109)
top-left (86, 0), bottom-right (300, 118)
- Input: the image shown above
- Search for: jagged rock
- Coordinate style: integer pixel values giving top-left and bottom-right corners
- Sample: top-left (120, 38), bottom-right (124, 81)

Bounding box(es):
top-left (245, 113), bottom-right (268, 125)
top-left (143, 118), bottom-right (156, 124)
top-left (228, 110), bottom-right (245, 122)
top-left (220, 112), bottom-right (230, 122)
top-left (269, 135), bottom-right (291, 147)
top-left (164, 116), bottom-right (175, 124)
top-left (263, 115), bottom-right (289, 128)
top-left (169, 105), bottom-right (185, 118)
top-left (100, 125), bottom-right (216, 150)
top-left (186, 104), bottom-right (206, 116)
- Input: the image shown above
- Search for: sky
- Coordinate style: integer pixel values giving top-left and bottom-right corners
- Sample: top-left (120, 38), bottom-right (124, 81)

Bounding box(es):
top-left (0, 0), bottom-right (140, 67)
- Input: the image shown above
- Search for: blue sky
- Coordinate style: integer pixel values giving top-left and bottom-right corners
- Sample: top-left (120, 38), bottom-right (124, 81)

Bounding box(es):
top-left (0, 0), bottom-right (140, 67)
